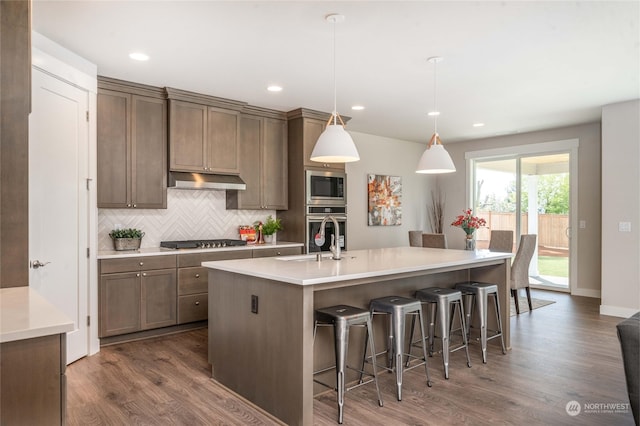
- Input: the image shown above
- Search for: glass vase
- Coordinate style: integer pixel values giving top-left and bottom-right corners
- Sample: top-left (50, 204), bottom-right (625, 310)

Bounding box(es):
top-left (465, 233), bottom-right (476, 251)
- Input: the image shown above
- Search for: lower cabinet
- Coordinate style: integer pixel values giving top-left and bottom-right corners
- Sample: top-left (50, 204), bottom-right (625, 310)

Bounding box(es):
top-left (99, 248), bottom-right (303, 337)
top-left (0, 334), bottom-right (66, 425)
top-left (177, 266), bottom-right (208, 324)
top-left (99, 255), bottom-right (177, 338)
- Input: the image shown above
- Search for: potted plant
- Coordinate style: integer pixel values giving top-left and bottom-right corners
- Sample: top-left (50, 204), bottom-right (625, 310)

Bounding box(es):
top-left (109, 228), bottom-right (145, 251)
top-left (255, 215), bottom-right (282, 244)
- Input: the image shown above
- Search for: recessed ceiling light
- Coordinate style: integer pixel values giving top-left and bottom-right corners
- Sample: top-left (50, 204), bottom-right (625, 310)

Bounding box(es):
top-left (473, 122), bottom-right (485, 127)
top-left (129, 52), bottom-right (149, 61)
top-left (267, 85), bottom-right (283, 92)
top-left (351, 105), bottom-right (365, 111)
top-left (428, 111), bottom-right (440, 116)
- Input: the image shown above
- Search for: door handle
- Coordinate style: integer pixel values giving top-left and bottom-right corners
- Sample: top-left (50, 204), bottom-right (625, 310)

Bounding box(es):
top-left (30, 260), bottom-right (51, 269)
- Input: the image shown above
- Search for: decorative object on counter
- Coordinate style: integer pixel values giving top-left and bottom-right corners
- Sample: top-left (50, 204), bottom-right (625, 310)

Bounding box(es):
top-left (416, 57), bottom-right (456, 174)
top-left (253, 221), bottom-right (265, 245)
top-left (255, 215), bottom-right (282, 244)
top-left (109, 228), bottom-right (145, 251)
top-left (310, 13), bottom-right (360, 164)
top-left (451, 209), bottom-right (486, 250)
top-left (367, 174), bottom-right (402, 226)
top-left (239, 226), bottom-right (256, 244)
top-left (428, 187), bottom-right (445, 233)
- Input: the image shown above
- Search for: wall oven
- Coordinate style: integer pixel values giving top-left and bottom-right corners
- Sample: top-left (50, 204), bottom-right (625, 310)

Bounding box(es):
top-left (306, 206), bottom-right (346, 253)
top-left (306, 170), bottom-right (346, 205)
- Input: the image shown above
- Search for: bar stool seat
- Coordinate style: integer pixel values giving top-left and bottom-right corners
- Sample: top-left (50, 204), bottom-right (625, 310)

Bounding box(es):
top-left (412, 287), bottom-right (471, 379)
top-left (314, 305), bottom-right (383, 424)
top-left (455, 282), bottom-right (506, 363)
top-left (368, 296), bottom-right (432, 401)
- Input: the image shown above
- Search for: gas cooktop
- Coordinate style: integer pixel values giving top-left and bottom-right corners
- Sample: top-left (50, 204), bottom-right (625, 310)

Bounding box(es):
top-left (160, 239), bottom-right (247, 249)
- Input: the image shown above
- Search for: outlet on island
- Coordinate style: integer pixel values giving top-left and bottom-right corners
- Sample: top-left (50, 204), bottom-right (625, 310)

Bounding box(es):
top-left (251, 294), bottom-right (258, 314)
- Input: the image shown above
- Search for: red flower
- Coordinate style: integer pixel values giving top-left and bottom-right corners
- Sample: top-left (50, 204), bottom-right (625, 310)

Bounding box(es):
top-left (451, 209), bottom-right (486, 234)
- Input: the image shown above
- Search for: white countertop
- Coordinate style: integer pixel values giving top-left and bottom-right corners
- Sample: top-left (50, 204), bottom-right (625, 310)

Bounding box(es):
top-left (98, 241), bottom-right (304, 259)
top-left (0, 287), bottom-right (74, 343)
top-left (202, 246), bottom-right (513, 286)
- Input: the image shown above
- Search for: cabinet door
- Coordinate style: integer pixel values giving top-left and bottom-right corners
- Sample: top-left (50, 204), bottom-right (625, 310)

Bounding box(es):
top-left (99, 272), bottom-right (141, 337)
top-left (140, 269), bottom-right (177, 330)
top-left (97, 89), bottom-right (131, 207)
top-left (235, 115), bottom-right (262, 209)
top-left (169, 100), bottom-right (207, 172)
top-left (131, 95), bottom-right (167, 208)
top-left (262, 117), bottom-right (288, 209)
top-left (207, 107), bottom-right (240, 174)
top-left (1, 335), bottom-right (63, 425)
top-left (302, 118), bottom-right (345, 171)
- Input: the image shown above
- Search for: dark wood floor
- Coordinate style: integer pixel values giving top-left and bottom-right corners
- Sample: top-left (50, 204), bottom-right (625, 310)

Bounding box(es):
top-left (67, 290), bottom-right (635, 425)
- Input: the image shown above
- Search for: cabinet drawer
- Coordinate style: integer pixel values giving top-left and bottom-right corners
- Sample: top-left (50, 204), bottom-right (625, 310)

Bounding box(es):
top-left (178, 250), bottom-right (252, 267)
top-left (178, 267), bottom-right (208, 295)
top-left (178, 294), bottom-right (208, 324)
top-left (100, 255), bottom-right (176, 273)
top-left (252, 246), bottom-right (302, 258)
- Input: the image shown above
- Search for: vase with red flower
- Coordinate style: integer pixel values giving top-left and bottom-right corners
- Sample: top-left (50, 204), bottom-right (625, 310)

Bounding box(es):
top-left (451, 209), bottom-right (486, 251)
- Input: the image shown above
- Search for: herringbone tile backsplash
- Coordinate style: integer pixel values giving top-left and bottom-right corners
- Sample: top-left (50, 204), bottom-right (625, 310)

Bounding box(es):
top-left (98, 189), bottom-right (275, 251)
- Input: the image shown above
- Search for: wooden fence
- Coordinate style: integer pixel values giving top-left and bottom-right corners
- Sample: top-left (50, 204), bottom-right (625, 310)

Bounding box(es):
top-left (474, 212), bottom-right (569, 249)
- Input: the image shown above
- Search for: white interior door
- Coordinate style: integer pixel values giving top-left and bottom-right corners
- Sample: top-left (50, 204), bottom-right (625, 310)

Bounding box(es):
top-left (29, 68), bottom-right (90, 364)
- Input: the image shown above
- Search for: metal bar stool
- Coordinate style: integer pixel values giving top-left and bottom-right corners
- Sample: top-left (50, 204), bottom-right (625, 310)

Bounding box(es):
top-left (314, 305), bottom-right (383, 424)
top-left (366, 296), bottom-right (432, 401)
top-left (411, 287), bottom-right (471, 379)
top-left (455, 281), bottom-right (506, 363)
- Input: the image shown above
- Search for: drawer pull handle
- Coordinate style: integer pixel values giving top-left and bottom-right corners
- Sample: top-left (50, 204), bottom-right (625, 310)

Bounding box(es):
top-left (195, 274), bottom-right (200, 278)
top-left (277, 251), bottom-right (281, 255)
top-left (139, 262), bottom-right (144, 266)
top-left (142, 273), bottom-right (147, 277)
top-left (136, 273), bottom-right (140, 277)
top-left (195, 301), bottom-right (200, 306)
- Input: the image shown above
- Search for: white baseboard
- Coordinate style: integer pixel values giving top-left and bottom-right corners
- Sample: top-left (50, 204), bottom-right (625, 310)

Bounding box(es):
top-left (572, 288), bottom-right (601, 298)
top-left (600, 305), bottom-right (640, 318)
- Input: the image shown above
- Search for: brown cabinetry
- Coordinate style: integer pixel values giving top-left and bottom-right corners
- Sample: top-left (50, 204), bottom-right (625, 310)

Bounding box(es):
top-left (252, 246), bottom-right (302, 258)
top-left (167, 88), bottom-right (246, 175)
top-left (99, 255), bottom-right (177, 338)
top-left (226, 109), bottom-right (288, 210)
top-left (97, 77), bottom-right (167, 209)
top-left (287, 108), bottom-right (347, 171)
top-left (176, 250), bottom-right (252, 325)
top-left (1, 334), bottom-right (66, 425)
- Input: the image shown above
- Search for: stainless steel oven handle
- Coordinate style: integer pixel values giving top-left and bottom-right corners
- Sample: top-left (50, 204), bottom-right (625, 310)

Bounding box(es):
top-left (306, 216), bottom-right (347, 222)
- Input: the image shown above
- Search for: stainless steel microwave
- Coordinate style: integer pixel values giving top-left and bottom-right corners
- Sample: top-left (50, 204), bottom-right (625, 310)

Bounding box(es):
top-left (306, 170), bottom-right (346, 205)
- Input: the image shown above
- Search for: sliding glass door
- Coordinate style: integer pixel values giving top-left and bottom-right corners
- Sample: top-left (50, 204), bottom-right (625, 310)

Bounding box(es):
top-left (472, 152), bottom-right (572, 292)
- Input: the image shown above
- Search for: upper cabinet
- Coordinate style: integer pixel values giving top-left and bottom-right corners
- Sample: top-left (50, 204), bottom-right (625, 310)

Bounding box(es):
top-left (166, 88), bottom-right (246, 175)
top-left (227, 107), bottom-right (288, 210)
top-left (97, 77), bottom-right (167, 209)
top-left (288, 108), bottom-right (348, 171)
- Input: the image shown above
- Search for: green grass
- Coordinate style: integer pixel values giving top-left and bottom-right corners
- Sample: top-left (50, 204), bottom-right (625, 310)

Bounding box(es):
top-left (538, 256), bottom-right (568, 277)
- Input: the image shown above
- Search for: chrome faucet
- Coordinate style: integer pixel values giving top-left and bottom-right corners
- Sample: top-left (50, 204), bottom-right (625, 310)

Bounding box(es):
top-left (315, 215), bottom-right (342, 260)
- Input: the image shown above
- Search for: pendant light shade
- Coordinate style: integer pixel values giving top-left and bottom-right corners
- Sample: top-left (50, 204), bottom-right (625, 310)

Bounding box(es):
top-left (310, 13), bottom-right (360, 164)
top-left (416, 56), bottom-right (455, 174)
top-left (311, 124), bottom-right (360, 163)
top-left (416, 133), bottom-right (456, 174)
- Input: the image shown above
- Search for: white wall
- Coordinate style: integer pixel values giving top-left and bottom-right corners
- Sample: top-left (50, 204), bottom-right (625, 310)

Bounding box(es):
top-left (601, 99), bottom-right (640, 317)
top-left (346, 131), bottom-right (433, 249)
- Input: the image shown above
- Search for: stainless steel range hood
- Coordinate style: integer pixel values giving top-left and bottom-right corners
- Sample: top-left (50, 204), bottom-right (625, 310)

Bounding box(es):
top-left (168, 172), bottom-right (246, 190)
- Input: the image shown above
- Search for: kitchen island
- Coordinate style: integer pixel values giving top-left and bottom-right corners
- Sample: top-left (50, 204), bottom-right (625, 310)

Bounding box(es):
top-left (1, 287), bottom-right (74, 425)
top-left (203, 247), bottom-right (512, 426)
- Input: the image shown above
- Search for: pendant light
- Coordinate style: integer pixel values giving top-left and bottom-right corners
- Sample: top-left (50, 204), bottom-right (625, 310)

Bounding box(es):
top-left (310, 14), bottom-right (360, 164)
top-left (416, 56), bottom-right (456, 174)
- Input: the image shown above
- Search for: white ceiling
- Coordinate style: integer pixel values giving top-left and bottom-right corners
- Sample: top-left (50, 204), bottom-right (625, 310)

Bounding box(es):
top-left (32, 1), bottom-right (639, 145)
